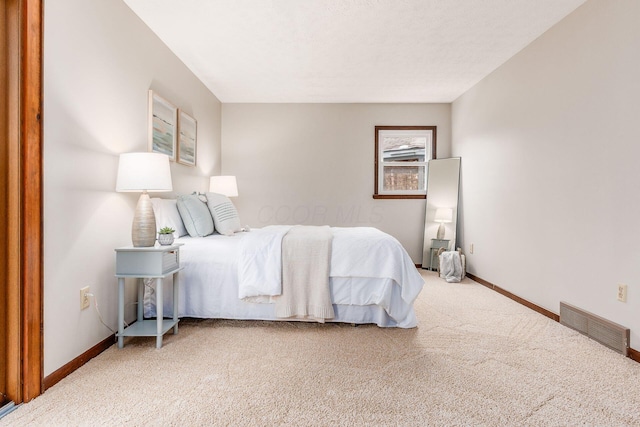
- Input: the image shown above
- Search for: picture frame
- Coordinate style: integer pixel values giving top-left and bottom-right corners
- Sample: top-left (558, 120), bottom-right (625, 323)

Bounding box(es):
top-left (148, 90), bottom-right (178, 161)
top-left (178, 110), bottom-right (197, 166)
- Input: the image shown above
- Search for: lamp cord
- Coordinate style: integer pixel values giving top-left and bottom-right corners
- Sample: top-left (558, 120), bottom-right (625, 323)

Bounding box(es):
top-left (87, 279), bottom-right (158, 335)
top-left (85, 293), bottom-right (118, 334)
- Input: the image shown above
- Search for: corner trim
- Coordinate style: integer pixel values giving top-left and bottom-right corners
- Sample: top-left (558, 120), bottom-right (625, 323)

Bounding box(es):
top-left (466, 273), bottom-right (560, 321)
top-left (466, 273), bottom-right (639, 363)
top-left (43, 335), bottom-right (115, 391)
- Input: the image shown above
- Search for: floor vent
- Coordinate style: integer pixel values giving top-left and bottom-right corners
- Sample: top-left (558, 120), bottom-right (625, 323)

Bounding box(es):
top-left (560, 301), bottom-right (629, 356)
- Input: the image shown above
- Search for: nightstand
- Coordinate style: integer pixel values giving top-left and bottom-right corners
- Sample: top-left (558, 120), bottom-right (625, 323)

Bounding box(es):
top-left (115, 244), bottom-right (183, 349)
top-left (429, 239), bottom-right (450, 271)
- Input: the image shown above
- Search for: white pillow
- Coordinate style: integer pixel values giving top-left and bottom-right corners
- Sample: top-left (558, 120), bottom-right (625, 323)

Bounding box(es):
top-left (205, 192), bottom-right (241, 236)
top-left (150, 198), bottom-right (188, 237)
top-left (176, 194), bottom-right (214, 237)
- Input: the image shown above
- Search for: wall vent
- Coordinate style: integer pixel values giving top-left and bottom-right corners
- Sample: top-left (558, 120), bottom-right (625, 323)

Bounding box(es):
top-left (560, 301), bottom-right (629, 356)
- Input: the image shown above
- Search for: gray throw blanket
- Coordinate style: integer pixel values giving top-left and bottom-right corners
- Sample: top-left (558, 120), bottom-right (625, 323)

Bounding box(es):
top-left (439, 250), bottom-right (463, 283)
top-left (274, 225), bottom-right (335, 322)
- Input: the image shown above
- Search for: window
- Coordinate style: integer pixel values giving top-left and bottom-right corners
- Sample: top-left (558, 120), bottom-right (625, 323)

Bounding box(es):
top-left (374, 126), bottom-right (436, 199)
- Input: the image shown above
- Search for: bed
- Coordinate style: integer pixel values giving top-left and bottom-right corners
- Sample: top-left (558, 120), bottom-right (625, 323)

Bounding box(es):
top-left (144, 196), bottom-right (425, 328)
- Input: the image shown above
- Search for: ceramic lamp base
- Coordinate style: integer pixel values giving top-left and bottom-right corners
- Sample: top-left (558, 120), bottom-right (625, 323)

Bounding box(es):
top-left (132, 192), bottom-right (157, 247)
top-left (436, 222), bottom-right (445, 240)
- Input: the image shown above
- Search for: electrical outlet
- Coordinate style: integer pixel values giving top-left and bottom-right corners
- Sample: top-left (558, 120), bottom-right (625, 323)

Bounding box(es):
top-left (617, 284), bottom-right (627, 303)
top-left (80, 286), bottom-right (90, 310)
top-left (469, 243), bottom-right (474, 254)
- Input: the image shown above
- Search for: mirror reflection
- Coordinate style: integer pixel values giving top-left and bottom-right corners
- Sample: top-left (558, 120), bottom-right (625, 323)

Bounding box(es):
top-left (422, 157), bottom-right (461, 270)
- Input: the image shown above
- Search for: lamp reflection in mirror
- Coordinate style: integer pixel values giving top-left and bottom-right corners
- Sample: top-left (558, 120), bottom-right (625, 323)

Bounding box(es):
top-left (434, 208), bottom-right (453, 240)
top-left (116, 152), bottom-right (173, 247)
top-left (209, 175), bottom-right (238, 197)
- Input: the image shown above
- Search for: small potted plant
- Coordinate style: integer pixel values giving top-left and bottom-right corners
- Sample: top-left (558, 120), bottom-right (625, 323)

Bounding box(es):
top-left (158, 226), bottom-right (175, 246)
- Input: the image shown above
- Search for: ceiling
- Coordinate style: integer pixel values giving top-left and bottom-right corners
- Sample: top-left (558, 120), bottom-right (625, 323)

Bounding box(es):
top-left (122, 0), bottom-right (586, 103)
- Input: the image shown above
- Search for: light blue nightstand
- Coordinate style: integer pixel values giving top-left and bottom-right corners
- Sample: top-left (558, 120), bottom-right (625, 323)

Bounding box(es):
top-left (115, 244), bottom-right (183, 349)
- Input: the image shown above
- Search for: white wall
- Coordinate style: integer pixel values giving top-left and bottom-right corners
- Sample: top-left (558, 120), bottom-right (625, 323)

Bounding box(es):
top-left (221, 103), bottom-right (450, 262)
top-left (44, 0), bottom-right (221, 375)
top-left (452, 0), bottom-right (640, 347)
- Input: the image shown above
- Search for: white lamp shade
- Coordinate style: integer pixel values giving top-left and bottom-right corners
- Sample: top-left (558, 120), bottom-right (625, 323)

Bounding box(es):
top-left (434, 208), bottom-right (453, 223)
top-left (116, 152), bottom-right (173, 192)
top-left (209, 176), bottom-right (238, 197)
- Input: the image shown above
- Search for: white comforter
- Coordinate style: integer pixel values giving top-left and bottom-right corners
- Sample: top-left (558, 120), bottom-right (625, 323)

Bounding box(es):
top-left (239, 226), bottom-right (423, 309)
top-left (144, 226), bottom-right (425, 328)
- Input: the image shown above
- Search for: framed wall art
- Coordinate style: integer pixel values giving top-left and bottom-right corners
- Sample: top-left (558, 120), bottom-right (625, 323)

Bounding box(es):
top-left (178, 111), bottom-right (197, 166)
top-left (148, 90), bottom-right (178, 160)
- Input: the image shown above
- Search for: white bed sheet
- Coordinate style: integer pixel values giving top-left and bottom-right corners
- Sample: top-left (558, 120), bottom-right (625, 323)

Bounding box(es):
top-left (144, 228), bottom-right (424, 328)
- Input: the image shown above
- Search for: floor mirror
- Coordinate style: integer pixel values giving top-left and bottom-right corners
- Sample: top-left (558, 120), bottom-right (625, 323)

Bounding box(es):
top-left (422, 157), bottom-right (461, 270)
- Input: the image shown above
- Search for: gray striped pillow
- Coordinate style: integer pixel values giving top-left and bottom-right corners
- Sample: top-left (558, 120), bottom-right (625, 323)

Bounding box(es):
top-left (205, 192), bottom-right (241, 236)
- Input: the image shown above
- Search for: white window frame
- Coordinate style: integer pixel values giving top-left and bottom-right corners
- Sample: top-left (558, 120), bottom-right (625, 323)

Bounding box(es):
top-left (374, 126), bottom-right (436, 199)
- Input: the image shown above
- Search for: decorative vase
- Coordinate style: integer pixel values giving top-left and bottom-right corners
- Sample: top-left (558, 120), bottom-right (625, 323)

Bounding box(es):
top-left (158, 233), bottom-right (174, 246)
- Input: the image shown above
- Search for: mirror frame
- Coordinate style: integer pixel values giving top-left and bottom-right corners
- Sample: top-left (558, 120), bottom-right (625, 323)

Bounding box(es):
top-left (422, 157), bottom-right (461, 269)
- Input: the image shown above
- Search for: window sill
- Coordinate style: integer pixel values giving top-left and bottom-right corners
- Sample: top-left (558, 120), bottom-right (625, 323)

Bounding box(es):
top-left (372, 194), bottom-right (426, 200)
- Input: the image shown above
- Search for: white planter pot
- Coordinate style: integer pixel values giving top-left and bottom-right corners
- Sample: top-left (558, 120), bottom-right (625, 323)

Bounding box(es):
top-left (158, 233), bottom-right (174, 246)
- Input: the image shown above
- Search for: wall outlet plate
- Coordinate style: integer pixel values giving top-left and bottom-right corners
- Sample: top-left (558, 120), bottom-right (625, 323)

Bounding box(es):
top-left (80, 286), bottom-right (90, 310)
top-left (617, 284), bottom-right (627, 303)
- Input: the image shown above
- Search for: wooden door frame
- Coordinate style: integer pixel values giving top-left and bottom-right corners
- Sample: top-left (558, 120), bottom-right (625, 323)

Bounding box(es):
top-left (2, 0), bottom-right (43, 404)
top-left (0, 0), bottom-right (9, 407)
top-left (22, 0), bottom-right (44, 402)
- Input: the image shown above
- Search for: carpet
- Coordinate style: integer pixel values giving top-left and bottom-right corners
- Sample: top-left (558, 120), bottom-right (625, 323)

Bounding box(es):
top-left (3, 271), bottom-right (640, 426)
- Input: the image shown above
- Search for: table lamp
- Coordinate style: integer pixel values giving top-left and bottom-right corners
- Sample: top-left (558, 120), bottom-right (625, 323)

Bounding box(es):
top-left (116, 152), bottom-right (173, 247)
top-left (434, 208), bottom-right (453, 240)
top-left (209, 175), bottom-right (238, 197)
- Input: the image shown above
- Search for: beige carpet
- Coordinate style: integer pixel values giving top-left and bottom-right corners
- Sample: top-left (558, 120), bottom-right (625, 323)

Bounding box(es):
top-left (3, 271), bottom-right (640, 426)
